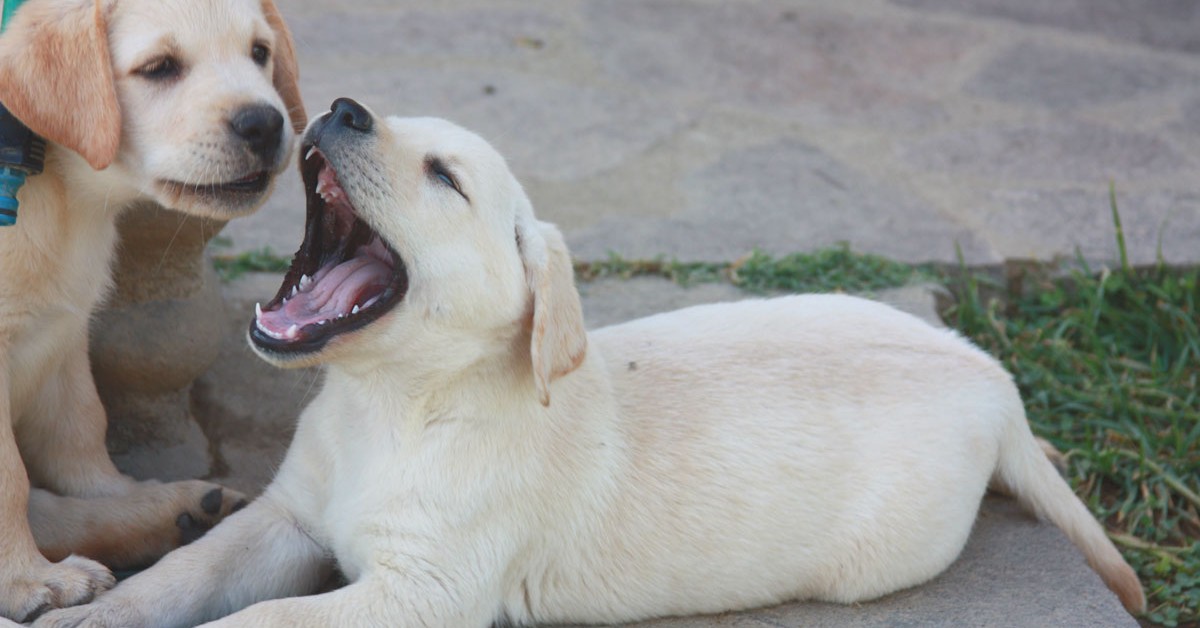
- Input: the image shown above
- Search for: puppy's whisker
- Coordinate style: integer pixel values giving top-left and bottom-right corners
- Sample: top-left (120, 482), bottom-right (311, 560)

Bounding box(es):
top-left (156, 212), bottom-right (190, 272)
top-left (299, 369), bottom-right (322, 406)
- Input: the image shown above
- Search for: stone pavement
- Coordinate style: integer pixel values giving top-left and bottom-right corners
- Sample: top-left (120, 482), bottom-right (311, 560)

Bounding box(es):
top-left (130, 0), bottom-right (1200, 625)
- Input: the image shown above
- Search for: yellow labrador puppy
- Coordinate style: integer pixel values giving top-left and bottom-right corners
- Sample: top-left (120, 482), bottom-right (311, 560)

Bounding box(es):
top-left (42, 100), bottom-right (1144, 627)
top-left (0, 0), bottom-right (304, 622)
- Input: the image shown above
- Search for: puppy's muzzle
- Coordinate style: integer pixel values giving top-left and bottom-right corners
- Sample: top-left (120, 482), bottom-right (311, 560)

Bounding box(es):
top-left (328, 97), bottom-right (373, 134)
top-left (229, 103), bottom-right (286, 164)
top-left (309, 97), bottom-right (374, 146)
top-left (249, 97), bottom-right (405, 357)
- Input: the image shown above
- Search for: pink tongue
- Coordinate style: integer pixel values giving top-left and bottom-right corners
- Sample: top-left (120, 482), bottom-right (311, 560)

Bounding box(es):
top-left (257, 245), bottom-right (392, 335)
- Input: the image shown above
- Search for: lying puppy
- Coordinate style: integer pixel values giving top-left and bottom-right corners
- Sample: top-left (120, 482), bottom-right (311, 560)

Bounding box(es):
top-left (41, 99), bottom-right (1144, 627)
top-left (0, 0), bottom-right (304, 622)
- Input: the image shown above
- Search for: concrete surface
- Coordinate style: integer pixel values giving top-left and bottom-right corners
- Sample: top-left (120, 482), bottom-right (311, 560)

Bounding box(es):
top-left (231, 0), bottom-right (1200, 269)
top-left (119, 0), bottom-right (1198, 625)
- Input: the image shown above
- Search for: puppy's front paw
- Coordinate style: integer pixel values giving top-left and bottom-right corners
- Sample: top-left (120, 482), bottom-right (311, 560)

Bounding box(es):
top-left (171, 481), bottom-right (249, 546)
top-left (32, 598), bottom-right (146, 628)
top-left (0, 555), bottom-right (114, 623)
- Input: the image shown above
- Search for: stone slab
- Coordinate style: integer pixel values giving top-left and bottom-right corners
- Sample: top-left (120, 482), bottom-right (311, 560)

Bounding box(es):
top-left (221, 0), bottom-right (1200, 272)
top-left (964, 42), bottom-right (1188, 110)
top-left (890, 0), bottom-right (1200, 54)
top-left (567, 139), bottom-right (992, 263)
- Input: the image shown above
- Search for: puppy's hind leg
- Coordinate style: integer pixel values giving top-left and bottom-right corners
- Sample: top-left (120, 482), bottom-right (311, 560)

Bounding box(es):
top-left (29, 483), bottom-right (248, 570)
top-left (34, 495), bottom-right (330, 628)
top-left (16, 338), bottom-right (131, 497)
top-left (0, 369), bottom-right (113, 624)
top-left (18, 338), bottom-right (247, 565)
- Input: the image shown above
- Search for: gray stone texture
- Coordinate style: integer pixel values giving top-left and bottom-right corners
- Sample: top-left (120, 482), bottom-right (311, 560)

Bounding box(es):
top-left (570, 139), bottom-right (990, 262)
top-left (891, 0), bottom-right (1200, 54)
top-left (232, 0), bottom-right (1200, 271)
top-left (964, 42), bottom-right (1190, 110)
top-left (900, 120), bottom-right (1190, 183)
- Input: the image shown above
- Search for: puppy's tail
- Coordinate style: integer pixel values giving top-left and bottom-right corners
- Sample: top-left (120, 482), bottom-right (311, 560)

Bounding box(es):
top-left (992, 407), bottom-right (1146, 615)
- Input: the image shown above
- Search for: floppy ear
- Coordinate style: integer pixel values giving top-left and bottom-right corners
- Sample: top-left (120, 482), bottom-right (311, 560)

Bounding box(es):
top-left (261, 0), bottom-right (306, 134)
top-left (0, 0), bottom-right (119, 170)
top-left (516, 214), bottom-right (587, 407)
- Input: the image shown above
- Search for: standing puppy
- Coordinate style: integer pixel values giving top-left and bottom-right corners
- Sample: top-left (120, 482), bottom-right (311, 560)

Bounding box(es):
top-left (40, 101), bottom-right (1144, 627)
top-left (0, 0), bottom-right (304, 622)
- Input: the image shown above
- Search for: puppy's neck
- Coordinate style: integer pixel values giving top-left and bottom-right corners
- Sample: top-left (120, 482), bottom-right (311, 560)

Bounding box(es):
top-left (324, 341), bottom-right (544, 429)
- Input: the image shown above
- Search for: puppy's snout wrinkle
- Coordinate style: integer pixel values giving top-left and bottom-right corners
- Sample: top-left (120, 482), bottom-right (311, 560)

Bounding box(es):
top-left (329, 97), bottom-right (373, 133)
top-left (230, 103), bottom-right (285, 161)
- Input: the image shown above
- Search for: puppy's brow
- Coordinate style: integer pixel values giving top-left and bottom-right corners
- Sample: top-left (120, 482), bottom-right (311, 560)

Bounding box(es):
top-left (128, 36), bottom-right (183, 75)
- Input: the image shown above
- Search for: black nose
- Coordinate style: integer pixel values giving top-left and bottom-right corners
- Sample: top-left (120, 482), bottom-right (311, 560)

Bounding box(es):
top-left (329, 98), bottom-right (372, 133)
top-left (229, 104), bottom-right (285, 162)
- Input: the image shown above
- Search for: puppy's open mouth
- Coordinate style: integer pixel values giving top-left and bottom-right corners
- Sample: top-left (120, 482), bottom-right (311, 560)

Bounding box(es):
top-left (249, 148), bottom-right (407, 353)
top-left (163, 171), bottom-right (272, 197)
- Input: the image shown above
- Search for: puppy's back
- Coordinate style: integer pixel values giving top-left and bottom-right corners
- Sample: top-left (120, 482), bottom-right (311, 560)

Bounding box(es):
top-left (532, 295), bottom-right (1016, 622)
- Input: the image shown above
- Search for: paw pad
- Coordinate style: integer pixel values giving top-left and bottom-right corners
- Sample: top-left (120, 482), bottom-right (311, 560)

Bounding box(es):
top-left (200, 487), bottom-right (223, 515)
top-left (175, 512), bottom-right (210, 546)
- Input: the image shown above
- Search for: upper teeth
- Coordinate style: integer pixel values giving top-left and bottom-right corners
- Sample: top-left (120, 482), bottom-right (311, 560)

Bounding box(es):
top-left (305, 146), bottom-right (316, 161)
top-left (315, 178), bottom-right (344, 204)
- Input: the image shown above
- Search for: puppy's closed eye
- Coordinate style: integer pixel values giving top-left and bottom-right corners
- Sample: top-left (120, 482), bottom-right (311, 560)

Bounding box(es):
top-left (136, 55), bottom-right (183, 82)
top-left (426, 157), bottom-right (468, 202)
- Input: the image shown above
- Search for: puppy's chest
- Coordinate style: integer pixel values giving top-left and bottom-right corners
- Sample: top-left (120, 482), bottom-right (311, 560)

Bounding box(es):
top-left (5, 215), bottom-right (118, 316)
top-left (313, 412), bottom-right (502, 579)
top-left (320, 434), bottom-right (420, 580)
top-left (4, 215), bottom-right (119, 408)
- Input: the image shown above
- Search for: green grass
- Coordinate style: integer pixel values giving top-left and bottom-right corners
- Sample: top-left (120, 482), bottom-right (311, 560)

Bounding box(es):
top-left (939, 194), bottom-right (1199, 625)
top-left (211, 246), bottom-right (292, 280)
top-left (574, 244), bottom-right (935, 295)
top-left (210, 202), bottom-right (1197, 624)
top-left (947, 260), bottom-right (1198, 626)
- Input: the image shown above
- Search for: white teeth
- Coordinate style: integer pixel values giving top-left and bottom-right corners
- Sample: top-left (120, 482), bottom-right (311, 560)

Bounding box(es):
top-left (282, 297), bottom-right (288, 305)
top-left (300, 274), bottom-right (310, 287)
top-left (285, 324), bottom-right (299, 339)
top-left (305, 146), bottom-right (316, 161)
top-left (291, 285), bottom-right (298, 297)
top-left (256, 318), bottom-right (285, 340)
top-left (255, 302), bottom-right (262, 319)
top-left (351, 304), bottom-right (360, 315)
top-left (363, 295), bottom-right (380, 309)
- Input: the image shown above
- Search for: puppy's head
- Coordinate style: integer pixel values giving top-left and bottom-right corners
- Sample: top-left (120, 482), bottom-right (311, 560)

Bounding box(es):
top-left (0, 0), bottom-right (306, 218)
top-left (250, 99), bottom-right (586, 405)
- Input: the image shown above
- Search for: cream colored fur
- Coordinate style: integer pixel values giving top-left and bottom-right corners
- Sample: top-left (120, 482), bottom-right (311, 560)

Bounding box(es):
top-left (41, 108), bottom-right (1144, 628)
top-left (0, 0), bottom-right (303, 622)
